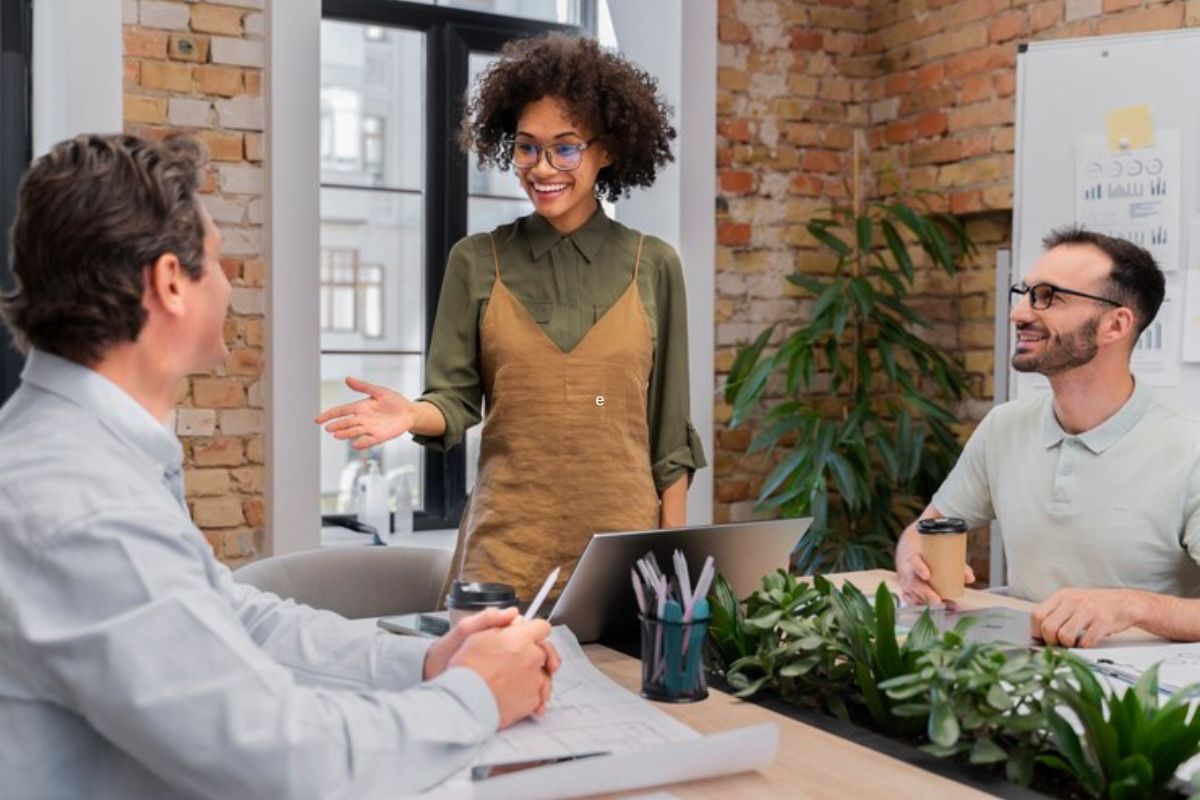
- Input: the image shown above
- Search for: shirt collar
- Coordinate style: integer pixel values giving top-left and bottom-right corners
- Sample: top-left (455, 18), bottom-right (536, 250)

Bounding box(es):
top-left (1040, 378), bottom-right (1152, 454)
top-left (21, 349), bottom-right (184, 472)
top-left (525, 204), bottom-right (611, 263)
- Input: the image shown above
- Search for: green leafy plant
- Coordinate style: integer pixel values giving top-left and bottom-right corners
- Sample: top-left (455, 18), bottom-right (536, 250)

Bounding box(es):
top-left (1042, 661), bottom-right (1200, 799)
top-left (880, 628), bottom-right (1074, 786)
top-left (722, 200), bottom-right (975, 574)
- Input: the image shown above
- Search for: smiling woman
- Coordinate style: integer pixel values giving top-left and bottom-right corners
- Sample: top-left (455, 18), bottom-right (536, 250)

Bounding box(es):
top-left (315, 33), bottom-right (706, 602)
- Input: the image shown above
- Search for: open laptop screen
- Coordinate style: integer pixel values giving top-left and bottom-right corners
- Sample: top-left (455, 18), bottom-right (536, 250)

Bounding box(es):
top-left (549, 519), bottom-right (810, 646)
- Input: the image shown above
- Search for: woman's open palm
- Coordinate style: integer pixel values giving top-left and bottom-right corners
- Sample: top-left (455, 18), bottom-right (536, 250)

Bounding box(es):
top-left (315, 377), bottom-right (416, 450)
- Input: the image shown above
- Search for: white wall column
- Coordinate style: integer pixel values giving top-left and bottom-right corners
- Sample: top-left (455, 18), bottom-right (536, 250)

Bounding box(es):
top-left (265, 0), bottom-right (321, 554)
top-left (607, 0), bottom-right (717, 525)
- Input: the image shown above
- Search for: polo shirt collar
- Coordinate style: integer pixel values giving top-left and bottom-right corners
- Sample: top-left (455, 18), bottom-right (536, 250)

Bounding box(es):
top-left (526, 204), bottom-right (611, 263)
top-left (1040, 378), bottom-right (1152, 454)
top-left (21, 348), bottom-right (183, 472)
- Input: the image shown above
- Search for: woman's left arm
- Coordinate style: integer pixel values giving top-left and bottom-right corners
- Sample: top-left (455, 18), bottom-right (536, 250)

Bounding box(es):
top-left (646, 243), bottom-right (707, 518)
top-left (660, 476), bottom-right (687, 528)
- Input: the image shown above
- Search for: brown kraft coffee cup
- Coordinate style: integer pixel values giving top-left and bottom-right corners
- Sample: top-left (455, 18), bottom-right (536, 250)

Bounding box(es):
top-left (917, 517), bottom-right (969, 600)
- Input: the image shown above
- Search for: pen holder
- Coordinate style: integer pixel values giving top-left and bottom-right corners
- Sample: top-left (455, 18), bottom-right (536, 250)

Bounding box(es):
top-left (639, 613), bottom-right (709, 703)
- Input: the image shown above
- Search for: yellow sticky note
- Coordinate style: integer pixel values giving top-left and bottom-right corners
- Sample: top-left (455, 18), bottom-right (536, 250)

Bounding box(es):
top-left (1106, 104), bottom-right (1155, 152)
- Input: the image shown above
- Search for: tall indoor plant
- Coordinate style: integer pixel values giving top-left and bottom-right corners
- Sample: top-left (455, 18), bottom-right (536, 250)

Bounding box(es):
top-left (723, 165), bottom-right (976, 573)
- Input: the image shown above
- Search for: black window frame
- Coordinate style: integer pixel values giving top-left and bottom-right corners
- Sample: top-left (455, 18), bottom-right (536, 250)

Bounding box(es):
top-left (321, 0), bottom-right (595, 530)
top-left (0, 0), bottom-right (32, 403)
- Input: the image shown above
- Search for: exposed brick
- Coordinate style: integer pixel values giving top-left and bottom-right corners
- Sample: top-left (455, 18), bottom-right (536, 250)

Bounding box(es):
top-left (185, 468), bottom-right (231, 497)
top-left (124, 27), bottom-right (169, 58)
top-left (244, 71), bottom-right (261, 96)
top-left (719, 18), bottom-right (751, 43)
top-left (191, 3), bottom-right (245, 35)
top-left (947, 99), bottom-right (1014, 131)
top-left (231, 466), bottom-right (265, 493)
top-left (225, 348), bottom-right (262, 376)
top-left (717, 222), bottom-right (752, 246)
top-left (718, 67), bottom-right (750, 92)
top-left (140, 60), bottom-right (192, 92)
top-left (194, 64), bottom-right (243, 96)
top-left (243, 497), bottom-right (266, 528)
top-left (719, 169), bottom-right (756, 194)
top-left (193, 377), bottom-right (245, 408)
top-left (990, 10), bottom-right (1028, 42)
top-left (176, 408), bottom-right (217, 437)
top-left (1031, 0), bottom-right (1065, 32)
top-left (219, 408), bottom-right (263, 435)
top-left (192, 497), bottom-right (245, 527)
top-left (195, 130), bottom-right (243, 161)
top-left (123, 58), bottom-right (140, 89)
top-left (800, 149), bottom-right (842, 173)
top-left (139, 0), bottom-right (190, 30)
top-left (192, 436), bottom-right (244, 466)
top-left (124, 94), bottom-right (167, 124)
top-left (244, 132), bottom-right (263, 162)
top-left (169, 33), bottom-right (210, 62)
top-left (168, 97), bottom-right (213, 127)
top-left (916, 111), bottom-right (948, 137)
top-left (1097, 3), bottom-right (1184, 34)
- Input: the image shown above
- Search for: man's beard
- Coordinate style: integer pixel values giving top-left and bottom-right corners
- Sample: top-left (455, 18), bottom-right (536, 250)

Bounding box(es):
top-left (1011, 314), bottom-right (1101, 376)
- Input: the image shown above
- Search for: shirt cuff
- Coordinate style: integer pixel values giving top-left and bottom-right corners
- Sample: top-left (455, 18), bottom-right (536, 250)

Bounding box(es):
top-left (373, 630), bottom-right (437, 691)
top-left (412, 394), bottom-right (465, 452)
top-left (427, 666), bottom-right (500, 737)
top-left (651, 423), bottom-right (708, 492)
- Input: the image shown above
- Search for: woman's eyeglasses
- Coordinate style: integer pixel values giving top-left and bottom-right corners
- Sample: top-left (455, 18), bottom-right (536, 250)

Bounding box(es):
top-left (1009, 282), bottom-right (1123, 310)
top-left (505, 138), bottom-right (595, 172)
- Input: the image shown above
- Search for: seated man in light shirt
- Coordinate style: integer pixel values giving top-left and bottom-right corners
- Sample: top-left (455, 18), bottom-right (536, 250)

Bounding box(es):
top-left (895, 227), bottom-right (1200, 648)
top-left (0, 133), bottom-right (559, 800)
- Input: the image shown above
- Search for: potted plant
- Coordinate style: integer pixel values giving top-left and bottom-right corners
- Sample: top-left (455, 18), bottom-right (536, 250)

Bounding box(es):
top-left (723, 190), bottom-right (975, 573)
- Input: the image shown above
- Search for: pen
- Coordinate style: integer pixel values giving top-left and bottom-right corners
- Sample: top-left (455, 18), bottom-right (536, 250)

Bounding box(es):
top-left (523, 565), bottom-right (560, 621)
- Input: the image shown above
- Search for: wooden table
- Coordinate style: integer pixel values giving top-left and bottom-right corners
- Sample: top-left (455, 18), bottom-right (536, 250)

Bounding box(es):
top-left (583, 569), bottom-right (1158, 799)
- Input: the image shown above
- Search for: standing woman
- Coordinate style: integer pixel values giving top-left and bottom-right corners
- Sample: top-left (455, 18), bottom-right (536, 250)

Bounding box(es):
top-left (317, 33), bottom-right (705, 601)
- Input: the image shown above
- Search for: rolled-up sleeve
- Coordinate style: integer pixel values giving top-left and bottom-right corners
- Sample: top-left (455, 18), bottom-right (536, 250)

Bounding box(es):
top-left (27, 510), bottom-right (498, 799)
top-left (415, 237), bottom-right (485, 452)
top-left (648, 246), bottom-right (707, 492)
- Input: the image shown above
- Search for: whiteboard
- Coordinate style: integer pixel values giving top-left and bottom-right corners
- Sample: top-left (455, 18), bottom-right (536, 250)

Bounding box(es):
top-left (1010, 30), bottom-right (1200, 410)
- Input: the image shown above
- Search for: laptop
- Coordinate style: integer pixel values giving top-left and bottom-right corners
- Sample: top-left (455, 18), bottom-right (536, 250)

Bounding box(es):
top-left (548, 519), bottom-right (810, 646)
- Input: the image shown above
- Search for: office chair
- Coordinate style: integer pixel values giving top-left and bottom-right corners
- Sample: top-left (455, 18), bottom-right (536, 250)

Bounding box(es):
top-left (233, 546), bottom-right (452, 619)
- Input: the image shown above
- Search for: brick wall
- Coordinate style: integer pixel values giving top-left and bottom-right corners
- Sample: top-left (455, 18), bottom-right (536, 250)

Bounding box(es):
top-left (123, 0), bottom-right (266, 567)
top-left (714, 0), bottom-right (1200, 575)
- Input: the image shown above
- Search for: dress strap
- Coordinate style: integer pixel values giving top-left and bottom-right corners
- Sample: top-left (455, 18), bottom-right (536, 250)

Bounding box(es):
top-left (488, 233), bottom-right (501, 281)
top-left (632, 234), bottom-right (645, 280)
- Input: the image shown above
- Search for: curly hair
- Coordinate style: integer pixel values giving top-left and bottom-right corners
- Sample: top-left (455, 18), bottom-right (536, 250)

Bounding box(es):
top-left (459, 33), bottom-right (675, 203)
top-left (2, 133), bottom-right (207, 365)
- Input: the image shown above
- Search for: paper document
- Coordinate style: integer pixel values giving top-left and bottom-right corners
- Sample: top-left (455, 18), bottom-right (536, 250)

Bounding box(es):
top-left (1077, 642), bottom-right (1200, 695)
top-left (416, 627), bottom-right (779, 799)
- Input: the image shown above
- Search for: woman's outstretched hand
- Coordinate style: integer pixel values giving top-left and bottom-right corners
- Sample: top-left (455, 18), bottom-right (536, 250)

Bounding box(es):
top-left (315, 376), bottom-right (416, 450)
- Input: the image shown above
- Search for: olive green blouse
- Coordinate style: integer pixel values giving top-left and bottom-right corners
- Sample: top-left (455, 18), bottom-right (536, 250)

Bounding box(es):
top-left (415, 207), bottom-right (706, 492)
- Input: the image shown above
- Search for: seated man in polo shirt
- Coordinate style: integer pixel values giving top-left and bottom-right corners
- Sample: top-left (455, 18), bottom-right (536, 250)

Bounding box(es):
top-left (895, 226), bottom-right (1200, 648)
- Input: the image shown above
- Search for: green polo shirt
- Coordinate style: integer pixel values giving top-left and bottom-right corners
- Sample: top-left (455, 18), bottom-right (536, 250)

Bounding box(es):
top-left (415, 207), bottom-right (706, 492)
top-left (933, 379), bottom-right (1200, 602)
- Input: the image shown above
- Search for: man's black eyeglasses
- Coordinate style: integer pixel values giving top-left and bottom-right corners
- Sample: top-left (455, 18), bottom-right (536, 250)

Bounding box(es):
top-left (1009, 282), bottom-right (1123, 311)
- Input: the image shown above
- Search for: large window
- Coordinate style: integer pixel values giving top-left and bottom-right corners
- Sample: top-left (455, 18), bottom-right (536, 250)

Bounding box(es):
top-left (0, 0), bottom-right (31, 404)
top-left (320, 1), bottom-right (593, 529)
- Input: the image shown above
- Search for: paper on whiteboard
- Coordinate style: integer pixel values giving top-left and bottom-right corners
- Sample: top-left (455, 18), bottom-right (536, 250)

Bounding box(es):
top-left (1183, 272), bottom-right (1200, 364)
top-left (1132, 275), bottom-right (1180, 386)
top-left (1075, 130), bottom-right (1182, 271)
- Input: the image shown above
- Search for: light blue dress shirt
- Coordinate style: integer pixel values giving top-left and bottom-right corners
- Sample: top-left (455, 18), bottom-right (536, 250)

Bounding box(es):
top-left (0, 350), bottom-right (499, 799)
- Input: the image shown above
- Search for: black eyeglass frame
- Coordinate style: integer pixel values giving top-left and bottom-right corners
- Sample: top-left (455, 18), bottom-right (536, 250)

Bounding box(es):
top-left (1009, 282), bottom-right (1123, 311)
top-left (504, 137), bottom-right (596, 172)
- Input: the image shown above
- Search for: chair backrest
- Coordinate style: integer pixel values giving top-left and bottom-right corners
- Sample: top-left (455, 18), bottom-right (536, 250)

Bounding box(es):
top-left (233, 546), bottom-right (452, 619)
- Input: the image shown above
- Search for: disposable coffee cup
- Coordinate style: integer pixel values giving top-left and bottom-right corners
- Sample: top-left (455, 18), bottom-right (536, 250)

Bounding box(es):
top-left (445, 581), bottom-right (518, 625)
top-left (917, 517), bottom-right (969, 600)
